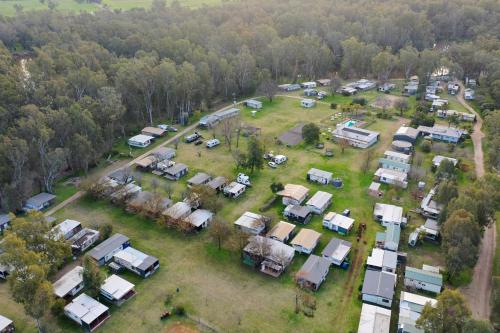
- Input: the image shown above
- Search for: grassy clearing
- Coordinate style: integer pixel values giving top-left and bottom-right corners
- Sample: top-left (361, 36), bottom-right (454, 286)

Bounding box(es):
top-left (0, 0), bottom-right (222, 17)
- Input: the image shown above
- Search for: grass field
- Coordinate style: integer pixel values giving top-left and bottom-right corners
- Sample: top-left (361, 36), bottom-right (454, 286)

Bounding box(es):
top-left (0, 0), bottom-right (223, 16)
top-left (0, 94), bottom-right (476, 332)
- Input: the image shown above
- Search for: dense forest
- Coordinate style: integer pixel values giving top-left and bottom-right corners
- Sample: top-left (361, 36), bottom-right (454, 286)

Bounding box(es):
top-left (0, 0), bottom-right (499, 211)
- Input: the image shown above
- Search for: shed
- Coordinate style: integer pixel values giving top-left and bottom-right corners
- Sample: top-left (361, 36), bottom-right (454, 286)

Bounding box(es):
top-left (69, 228), bottom-right (100, 255)
top-left (185, 209), bottom-right (214, 229)
top-left (100, 274), bottom-right (136, 306)
top-left (307, 168), bottom-right (333, 185)
top-left (301, 99), bottom-right (316, 108)
top-left (23, 192), bottom-right (56, 212)
top-left (277, 184), bottom-right (309, 206)
top-left (53, 266), bottom-right (84, 298)
top-left (290, 229), bottom-right (321, 254)
top-left (88, 233), bottom-right (130, 266)
top-left (432, 155), bottom-right (458, 167)
top-left (153, 147), bottom-right (176, 160)
top-left (234, 212), bottom-right (265, 235)
top-left (245, 99), bottom-right (263, 109)
top-left (321, 237), bottom-right (351, 266)
top-left (223, 182), bottom-right (246, 198)
top-left (306, 191), bottom-right (332, 214)
top-left (141, 127), bottom-right (166, 137)
top-left (64, 293), bottom-right (110, 332)
top-left (368, 182), bottom-right (383, 198)
top-left (52, 219), bottom-right (82, 240)
top-left (361, 270), bottom-right (397, 308)
top-left (322, 212), bottom-right (354, 235)
top-left (267, 221), bottom-right (296, 243)
top-left (187, 172), bottom-right (212, 187)
top-left (404, 266), bottom-right (443, 294)
top-left (296, 255), bottom-right (331, 291)
top-left (113, 247), bottom-right (160, 278)
top-left (367, 248), bottom-right (397, 273)
top-left (391, 140), bottom-right (413, 154)
top-left (164, 163), bottom-right (188, 180)
top-left (283, 205), bottom-right (312, 224)
top-left (316, 79), bottom-right (331, 86)
top-left (128, 134), bottom-right (154, 148)
top-left (135, 155), bottom-right (157, 169)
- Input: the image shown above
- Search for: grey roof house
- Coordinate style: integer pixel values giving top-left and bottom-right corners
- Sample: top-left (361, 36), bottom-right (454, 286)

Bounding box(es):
top-left (362, 270), bottom-right (397, 308)
top-left (23, 192), bottom-right (56, 212)
top-left (321, 238), bottom-right (351, 266)
top-left (295, 255), bottom-right (331, 291)
top-left (89, 233), bottom-right (130, 266)
top-left (404, 265), bottom-right (443, 294)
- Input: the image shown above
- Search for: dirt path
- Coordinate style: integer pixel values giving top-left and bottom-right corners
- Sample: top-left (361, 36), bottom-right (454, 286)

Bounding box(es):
top-left (456, 82), bottom-right (495, 320)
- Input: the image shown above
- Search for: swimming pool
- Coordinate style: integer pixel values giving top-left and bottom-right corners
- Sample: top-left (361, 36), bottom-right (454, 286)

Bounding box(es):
top-left (344, 120), bottom-right (357, 127)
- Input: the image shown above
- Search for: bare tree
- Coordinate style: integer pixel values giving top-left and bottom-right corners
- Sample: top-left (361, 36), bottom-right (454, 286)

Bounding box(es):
top-left (164, 182), bottom-right (173, 199)
top-left (151, 178), bottom-right (159, 193)
top-left (339, 138), bottom-right (350, 154)
top-left (361, 149), bottom-right (375, 173)
top-left (209, 217), bottom-right (231, 250)
top-left (218, 115), bottom-right (241, 151)
top-left (394, 99), bottom-right (409, 116)
top-left (258, 78), bottom-right (278, 102)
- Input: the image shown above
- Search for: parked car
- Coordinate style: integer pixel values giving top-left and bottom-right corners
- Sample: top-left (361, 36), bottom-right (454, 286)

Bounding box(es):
top-left (194, 139), bottom-right (203, 146)
top-left (273, 155), bottom-right (287, 165)
top-left (185, 132), bottom-right (201, 143)
top-left (158, 124), bottom-right (178, 132)
top-left (206, 139), bottom-right (220, 148)
top-left (268, 161), bottom-right (277, 168)
top-left (158, 124), bottom-right (168, 130)
top-left (237, 173), bottom-right (251, 186)
top-left (342, 209), bottom-right (351, 217)
top-left (263, 152), bottom-right (275, 160)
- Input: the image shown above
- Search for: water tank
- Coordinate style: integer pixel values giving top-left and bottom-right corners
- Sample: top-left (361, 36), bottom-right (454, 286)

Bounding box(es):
top-left (332, 178), bottom-right (343, 188)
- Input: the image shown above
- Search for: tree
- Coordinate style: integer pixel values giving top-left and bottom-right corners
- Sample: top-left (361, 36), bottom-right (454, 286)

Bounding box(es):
top-left (394, 99), bottom-right (409, 116)
top-left (98, 223), bottom-right (113, 241)
top-left (463, 320), bottom-right (494, 333)
top-left (361, 149), bottom-right (375, 173)
top-left (442, 209), bottom-right (480, 277)
top-left (245, 136), bottom-right (264, 173)
top-left (27, 281), bottom-right (54, 332)
top-left (372, 50), bottom-right (398, 83)
top-left (339, 138), bottom-right (349, 154)
top-left (302, 123), bottom-right (320, 144)
top-left (399, 45), bottom-right (419, 79)
top-left (82, 255), bottom-right (105, 298)
top-left (270, 182), bottom-right (284, 193)
top-left (257, 76), bottom-right (278, 103)
top-left (435, 180), bottom-right (458, 206)
top-left (416, 289), bottom-right (471, 333)
top-left (209, 217), bottom-right (231, 250)
top-left (436, 159), bottom-right (457, 180)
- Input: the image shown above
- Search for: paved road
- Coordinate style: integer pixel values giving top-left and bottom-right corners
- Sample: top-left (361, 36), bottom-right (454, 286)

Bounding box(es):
top-left (44, 101), bottom-right (245, 217)
top-left (456, 81), bottom-right (495, 320)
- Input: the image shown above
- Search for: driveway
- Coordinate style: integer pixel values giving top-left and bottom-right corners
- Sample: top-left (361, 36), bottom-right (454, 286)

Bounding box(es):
top-left (456, 81), bottom-right (495, 321)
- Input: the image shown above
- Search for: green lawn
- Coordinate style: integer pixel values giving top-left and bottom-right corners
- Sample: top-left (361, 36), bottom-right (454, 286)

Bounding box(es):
top-left (0, 94), bottom-right (477, 332)
top-left (0, 0), bottom-right (223, 16)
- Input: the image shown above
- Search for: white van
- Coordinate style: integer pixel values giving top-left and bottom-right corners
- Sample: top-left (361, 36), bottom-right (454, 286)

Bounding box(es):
top-left (206, 139), bottom-right (220, 148)
top-left (273, 155), bottom-right (287, 165)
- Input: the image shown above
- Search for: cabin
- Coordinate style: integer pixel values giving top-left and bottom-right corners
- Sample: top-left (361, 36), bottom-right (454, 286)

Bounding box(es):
top-left (141, 127), bottom-right (166, 137)
top-left (404, 265), bottom-right (443, 294)
top-left (437, 109), bottom-right (476, 122)
top-left (393, 126), bottom-right (420, 144)
top-left (267, 221), bottom-right (296, 243)
top-left (185, 209), bottom-right (213, 230)
top-left (357, 303), bottom-right (391, 333)
top-left (376, 223), bottom-right (401, 252)
top-left (223, 182), bottom-right (246, 198)
top-left (354, 79), bottom-right (376, 91)
top-left (128, 134), bottom-right (154, 148)
top-left (89, 233), bottom-right (130, 266)
top-left (243, 235), bottom-right (295, 277)
top-left (245, 99), bottom-right (263, 109)
top-left (301, 81), bottom-right (317, 89)
top-left (100, 275), bottom-right (136, 306)
top-left (303, 89), bottom-right (318, 97)
top-left (306, 191), bottom-right (332, 215)
top-left (278, 83), bottom-right (301, 91)
top-left (417, 125), bottom-right (465, 143)
top-left (113, 247), bottom-right (160, 278)
top-left (321, 237), bottom-right (351, 266)
top-left (316, 79), bottom-right (331, 86)
top-left (109, 183), bottom-right (141, 202)
top-left (108, 169), bottom-right (134, 185)
top-left (290, 229), bottom-right (321, 254)
top-left (153, 147), bottom-right (176, 160)
top-left (403, 83), bottom-right (418, 96)
top-left (367, 248), bottom-right (397, 273)
top-left (398, 292), bottom-right (437, 333)
top-left (206, 176), bottom-right (227, 192)
top-left (164, 163), bottom-right (188, 180)
top-left (448, 82), bottom-right (460, 95)
top-left (464, 88), bottom-right (475, 100)
top-left (432, 155), bottom-right (458, 168)
top-left (332, 125), bottom-right (379, 149)
top-left (234, 212), bottom-right (266, 235)
top-left (52, 219), bottom-right (83, 240)
top-left (307, 168), bottom-right (333, 185)
top-left (135, 155), bottom-right (157, 170)
top-left (420, 188), bottom-right (443, 219)
top-left (421, 218), bottom-right (440, 241)
top-left (69, 228), bottom-right (100, 255)
top-left (283, 205), bottom-right (312, 224)
top-left (361, 270), bottom-right (397, 308)
top-left (0, 214), bottom-right (11, 233)
top-left (296, 255), bottom-right (331, 291)
top-left (373, 203), bottom-right (406, 227)
top-left (163, 202), bottom-right (192, 221)
top-left (53, 266), bottom-right (84, 299)
top-left (187, 172), bottom-right (211, 187)
top-left (378, 82), bottom-right (395, 92)
top-left (64, 293), bottom-right (110, 332)
top-left (23, 192), bottom-right (56, 212)
top-left (198, 108), bottom-right (240, 128)
top-left (0, 315), bottom-right (14, 333)
top-left (277, 184), bottom-right (309, 206)
top-left (300, 98), bottom-right (316, 108)
top-left (322, 212), bottom-right (354, 235)
top-left (391, 140), bottom-right (413, 154)
top-left (379, 151), bottom-right (411, 173)
top-left (374, 168), bottom-right (408, 188)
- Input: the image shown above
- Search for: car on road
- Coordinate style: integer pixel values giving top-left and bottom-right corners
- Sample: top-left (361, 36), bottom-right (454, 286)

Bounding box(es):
top-left (206, 139), bottom-right (220, 148)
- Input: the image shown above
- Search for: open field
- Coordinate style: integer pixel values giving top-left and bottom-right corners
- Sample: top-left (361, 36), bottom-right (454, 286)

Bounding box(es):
top-left (0, 0), bottom-right (223, 16)
top-left (0, 94), bottom-right (477, 332)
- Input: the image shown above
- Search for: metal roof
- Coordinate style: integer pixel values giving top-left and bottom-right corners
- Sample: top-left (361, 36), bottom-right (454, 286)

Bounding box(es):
top-left (89, 233), bottom-right (129, 261)
top-left (64, 293), bottom-right (108, 325)
top-left (358, 303), bottom-right (391, 333)
top-left (306, 191), bottom-right (332, 209)
top-left (100, 274), bottom-right (135, 300)
top-left (53, 266), bottom-right (84, 298)
top-left (296, 254), bottom-right (330, 285)
top-left (362, 270), bottom-right (396, 299)
top-left (405, 266), bottom-right (443, 286)
top-left (321, 237), bottom-right (351, 261)
top-left (25, 192), bottom-right (56, 207)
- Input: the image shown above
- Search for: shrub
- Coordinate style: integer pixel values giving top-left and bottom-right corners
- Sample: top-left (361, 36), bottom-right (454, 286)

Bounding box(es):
top-left (270, 182), bottom-right (284, 193)
top-left (51, 298), bottom-right (66, 317)
top-left (98, 223), bottom-right (113, 241)
top-left (421, 141), bottom-right (431, 153)
top-left (352, 97), bottom-right (367, 106)
top-left (173, 305), bottom-right (186, 316)
top-left (330, 103), bottom-right (337, 109)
